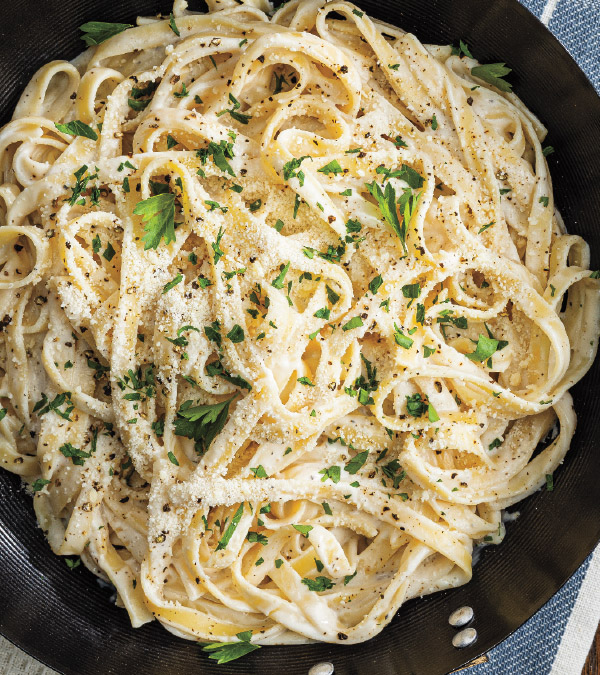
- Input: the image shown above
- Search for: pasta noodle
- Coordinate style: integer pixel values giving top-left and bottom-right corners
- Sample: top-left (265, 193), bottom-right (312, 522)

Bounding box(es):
top-left (0, 0), bottom-right (598, 650)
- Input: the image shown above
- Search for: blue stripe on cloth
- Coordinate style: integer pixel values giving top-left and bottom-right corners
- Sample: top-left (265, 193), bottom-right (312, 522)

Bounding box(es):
top-left (463, 4), bottom-right (599, 672)
top-left (545, 0), bottom-right (600, 92)
top-left (467, 554), bottom-right (592, 674)
top-left (519, 0), bottom-right (600, 92)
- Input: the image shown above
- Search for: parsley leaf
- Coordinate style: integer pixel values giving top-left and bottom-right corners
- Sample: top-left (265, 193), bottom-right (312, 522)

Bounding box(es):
top-left (80, 21), bottom-right (132, 46)
top-left (367, 180), bottom-right (416, 254)
top-left (466, 334), bottom-right (507, 364)
top-left (202, 631), bottom-right (260, 664)
top-left (471, 63), bottom-right (513, 92)
top-left (55, 120), bottom-right (98, 141)
top-left (174, 395), bottom-right (236, 454)
top-left (134, 193), bottom-right (176, 250)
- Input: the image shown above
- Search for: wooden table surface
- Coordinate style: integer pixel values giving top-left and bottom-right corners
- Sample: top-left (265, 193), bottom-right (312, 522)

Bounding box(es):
top-left (583, 623), bottom-right (600, 674)
top-left (456, 621), bottom-right (600, 673)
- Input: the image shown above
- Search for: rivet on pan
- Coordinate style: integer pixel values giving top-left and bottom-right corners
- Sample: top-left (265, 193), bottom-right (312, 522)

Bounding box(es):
top-left (448, 605), bottom-right (474, 627)
top-left (308, 662), bottom-right (334, 675)
top-left (452, 627), bottom-right (477, 649)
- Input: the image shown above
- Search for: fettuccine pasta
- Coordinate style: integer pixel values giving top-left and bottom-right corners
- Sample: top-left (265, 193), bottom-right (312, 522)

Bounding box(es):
top-left (0, 0), bottom-right (598, 650)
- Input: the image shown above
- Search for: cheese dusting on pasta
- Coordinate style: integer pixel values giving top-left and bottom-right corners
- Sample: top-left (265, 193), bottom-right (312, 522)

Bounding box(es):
top-left (0, 0), bottom-right (598, 649)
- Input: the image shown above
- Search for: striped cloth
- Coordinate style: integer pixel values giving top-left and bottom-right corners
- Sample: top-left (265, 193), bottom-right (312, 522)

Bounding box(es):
top-left (1, 0), bottom-right (599, 673)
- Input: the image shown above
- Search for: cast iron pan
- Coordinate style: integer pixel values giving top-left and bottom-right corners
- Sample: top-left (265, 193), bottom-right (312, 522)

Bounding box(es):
top-left (0, 1), bottom-right (599, 674)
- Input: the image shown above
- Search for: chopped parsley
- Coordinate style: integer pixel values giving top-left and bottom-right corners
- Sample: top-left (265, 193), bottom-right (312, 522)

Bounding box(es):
top-left (226, 324), bottom-right (245, 343)
top-left (293, 524), bottom-right (313, 537)
top-left (478, 221), bottom-right (495, 234)
top-left (302, 576), bottom-right (335, 592)
top-left (282, 155), bottom-right (312, 185)
top-left (197, 140), bottom-right (235, 177)
top-left (162, 273), bottom-right (183, 293)
top-left (174, 395), bottom-right (236, 455)
top-left (318, 160), bottom-right (343, 176)
top-left (345, 450), bottom-right (369, 475)
top-left (168, 12), bottom-right (180, 36)
top-left (174, 83), bottom-right (189, 98)
top-left (217, 93), bottom-right (252, 124)
top-left (247, 531), bottom-right (268, 545)
top-left (212, 227), bottom-right (225, 264)
top-left (33, 392), bottom-right (74, 420)
top-left (342, 316), bottom-right (363, 331)
top-left (394, 324), bottom-right (413, 349)
top-left (59, 442), bottom-right (92, 466)
top-left (271, 262), bottom-right (290, 289)
top-left (369, 275), bottom-right (383, 295)
top-left (314, 308), bottom-right (331, 320)
top-left (319, 466), bottom-right (341, 483)
top-left (32, 478), bottom-right (50, 492)
top-left (215, 503), bottom-right (244, 550)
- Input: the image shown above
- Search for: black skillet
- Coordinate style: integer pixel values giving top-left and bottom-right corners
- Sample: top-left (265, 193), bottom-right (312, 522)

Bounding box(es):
top-left (0, 1), bottom-right (599, 674)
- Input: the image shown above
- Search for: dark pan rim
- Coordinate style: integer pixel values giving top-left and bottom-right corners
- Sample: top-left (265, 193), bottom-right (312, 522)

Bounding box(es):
top-left (0, 0), bottom-right (599, 673)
